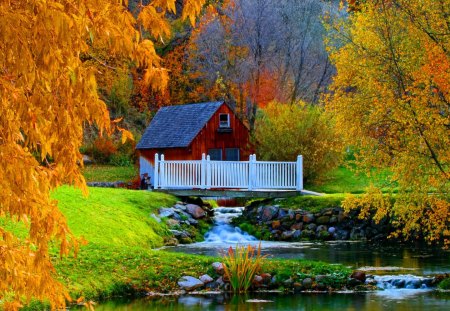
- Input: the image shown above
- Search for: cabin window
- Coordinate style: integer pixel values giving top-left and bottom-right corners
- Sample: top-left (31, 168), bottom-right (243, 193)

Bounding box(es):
top-left (208, 148), bottom-right (222, 160)
top-left (219, 113), bottom-right (230, 128)
top-left (225, 148), bottom-right (239, 161)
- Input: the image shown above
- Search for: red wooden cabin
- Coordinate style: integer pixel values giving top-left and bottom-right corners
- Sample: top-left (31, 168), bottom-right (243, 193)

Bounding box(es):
top-left (136, 101), bottom-right (252, 186)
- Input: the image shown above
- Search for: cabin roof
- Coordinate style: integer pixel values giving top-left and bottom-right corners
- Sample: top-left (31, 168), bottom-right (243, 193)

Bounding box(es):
top-left (136, 101), bottom-right (225, 149)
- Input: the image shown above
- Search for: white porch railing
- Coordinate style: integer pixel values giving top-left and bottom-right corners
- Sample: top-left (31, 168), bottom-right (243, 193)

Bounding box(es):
top-left (153, 153), bottom-right (303, 191)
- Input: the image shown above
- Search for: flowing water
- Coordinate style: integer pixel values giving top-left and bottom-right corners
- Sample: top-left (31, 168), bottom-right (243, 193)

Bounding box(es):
top-left (95, 207), bottom-right (450, 310)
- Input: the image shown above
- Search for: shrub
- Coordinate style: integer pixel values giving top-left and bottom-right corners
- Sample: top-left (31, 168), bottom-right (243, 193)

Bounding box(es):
top-left (91, 137), bottom-right (117, 163)
top-left (109, 153), bottom-right (132, 167)
top-left (253, 101), bottom-right (343, 183)
top-left (438, 278), bottom-right (450, 290)
top-left (222, 243), bottom-right (266, 293)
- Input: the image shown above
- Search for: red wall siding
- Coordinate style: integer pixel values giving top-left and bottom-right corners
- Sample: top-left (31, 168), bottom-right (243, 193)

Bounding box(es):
top-left (139, 103), bottom-right (252, 164)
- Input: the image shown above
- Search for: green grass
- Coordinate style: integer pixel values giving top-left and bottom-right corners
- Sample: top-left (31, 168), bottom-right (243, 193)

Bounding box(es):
top-left (82, 165), bottom-right (138, 182)
top-left (53, 186), bottom-right (176, 248)
top-left (3, 186), bottom-right (351, 305)
top-left (278, 194), bottom-right (346, 212)
top-left (306, 166), bottom-right (394, 194)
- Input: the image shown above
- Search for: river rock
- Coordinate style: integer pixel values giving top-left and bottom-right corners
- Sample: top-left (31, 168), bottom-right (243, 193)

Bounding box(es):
top-left (170, 229), bottom-right (190, 238)
top-left (351, 271), bottom-right (366, 282)
top-left (334, 229), bottom-right (349, 240)
top-left (164, 237), bottom-right (179, 246)
top-left (350, 228), bottom-right (366, 240)
top-left (328, 227), bottom-right (336, 234)
top-left (253, 275), bottom-right (264, 286)
top-left (316, 225), bottom-right (327, 232)
top-left (316, 216), bottom-right (330, 224)
top-left (288, 209), bottom-right (296, 219)
top-left (293, 230), bottom-right (302, 239)
top-left (166, 218), bottom-right (180, 228)
top-left (260, 205), bottom-right (279, 221)
top-left (323, 208), bottom-right (334, 216)
top-left (307, 223), bottom-right (317, 231)
top-left (186, 218), bottom-right (198, 226)
top-left (302, 278), bottom-right (313, 289)
top-left (291, 223), bottom-right (303, 230)
top-left (174, 203), bottom-right (187, 211)
top-left (277, 208), bottom-right (289, 219)
top-left (260, 273), bottom-right (272, 285)
top-left (281, 230), bottom-right (296, 240)
top-left (212, 262), bottom-right (225, 275)
top-left (329, 216), bottom-right (338, 224)
top-left (301, 229), bottom-right (315, 239)
top-left (199, 274), bottom-right (214, 284)
top-left (186, 204), bottom-right (206, 219)
top-left (150, 213), bottom-right (161, 223)
top-left (303, 214), bottom-right (315, 223)
top-left (178, 276), bottom-right (204, 291)
top-left (272, 220), bottom-right (281, 229)
top-left (159, 207), bottom-right (175, 218)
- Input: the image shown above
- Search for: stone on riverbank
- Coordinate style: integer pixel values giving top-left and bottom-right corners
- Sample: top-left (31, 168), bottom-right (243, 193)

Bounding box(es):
top-left (178, 276), bottom-right (204, 291)
top-left (212, 262), bottom-right (225, 275)
top-left (237, 201), bottom-right (393, 242)
top-left (186, 204), bottom-right (206, 219)
top-left (199, 274), bottom-right (214, 284)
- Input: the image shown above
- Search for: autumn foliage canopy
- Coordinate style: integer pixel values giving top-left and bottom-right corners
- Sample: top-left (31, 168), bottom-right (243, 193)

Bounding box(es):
top-left (328, 0), bottom-right (450, 245)
top-left (0, 0), bottom-right (204, 309)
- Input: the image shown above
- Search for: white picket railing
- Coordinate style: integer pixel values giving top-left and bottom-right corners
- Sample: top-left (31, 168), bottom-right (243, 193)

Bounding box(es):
top-left (154, 153), bottom-right (303, 191)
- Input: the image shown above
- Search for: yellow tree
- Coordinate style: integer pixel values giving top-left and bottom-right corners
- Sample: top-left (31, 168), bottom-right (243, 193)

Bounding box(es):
top-left (327, 0), bottom-right (450, 245)
top-left (0, 0), bottom-right (205, 309)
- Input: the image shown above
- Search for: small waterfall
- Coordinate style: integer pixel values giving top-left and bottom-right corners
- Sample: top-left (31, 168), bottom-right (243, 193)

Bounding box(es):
top-left (370, 274), bottom-right (434, 290)
top-left (203, 207), bottom-right (257, 243)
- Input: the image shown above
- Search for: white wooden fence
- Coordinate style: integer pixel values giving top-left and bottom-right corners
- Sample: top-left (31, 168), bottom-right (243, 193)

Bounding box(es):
top-left (153, 154), bottom-right (303, 191)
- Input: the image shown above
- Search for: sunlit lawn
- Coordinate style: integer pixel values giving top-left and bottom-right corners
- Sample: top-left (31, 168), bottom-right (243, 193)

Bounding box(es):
top-left (82, 165), bottom-right (138, 182)
top-left (306, 166), bottom-right (396, 194)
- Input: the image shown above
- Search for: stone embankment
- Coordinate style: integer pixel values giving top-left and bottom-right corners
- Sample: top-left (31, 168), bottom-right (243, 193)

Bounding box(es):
top-left (237, 203), bottom-right (393, 242)
top-left (152, 199), bottom-right (214, 245)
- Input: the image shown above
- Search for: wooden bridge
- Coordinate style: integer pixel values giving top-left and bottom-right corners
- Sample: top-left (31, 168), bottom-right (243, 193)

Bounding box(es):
top-left (150, 153), bottom-right (312, 198)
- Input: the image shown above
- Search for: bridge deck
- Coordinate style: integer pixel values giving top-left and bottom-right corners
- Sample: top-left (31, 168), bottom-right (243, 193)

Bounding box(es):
top-left (153, 189), bottom-right (322, 198)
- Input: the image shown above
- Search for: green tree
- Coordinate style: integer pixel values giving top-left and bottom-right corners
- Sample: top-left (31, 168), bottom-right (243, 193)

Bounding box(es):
top-left (253, 101), bottom-right (342, 182)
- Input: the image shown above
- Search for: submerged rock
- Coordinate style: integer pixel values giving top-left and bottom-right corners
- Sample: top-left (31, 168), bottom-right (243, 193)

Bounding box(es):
top-left (178, 276), bottom-right (204, 291)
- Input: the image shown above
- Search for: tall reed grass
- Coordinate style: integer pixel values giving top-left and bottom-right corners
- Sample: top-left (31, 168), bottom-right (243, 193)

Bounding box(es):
top-left (222, 243), bottom-right (266, 293)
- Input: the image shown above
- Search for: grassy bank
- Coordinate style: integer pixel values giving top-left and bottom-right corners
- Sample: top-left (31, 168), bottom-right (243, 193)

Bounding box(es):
top-left (82, 165), bottom-right (138, 182)
top-left (2, 186), bottom-right (351, 308)
top-left (49, 187), bottom-right (350, 301)
top-left (306, 166), bottom-right (394, 194)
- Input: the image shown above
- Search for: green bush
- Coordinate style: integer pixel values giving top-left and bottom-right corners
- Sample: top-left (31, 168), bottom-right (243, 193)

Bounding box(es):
top-left (109, 153), bottom-right (133, 167)
top-left (253, 101), bottom-right (343, 183)
top-left (438, 278), bottom-right (450, 290)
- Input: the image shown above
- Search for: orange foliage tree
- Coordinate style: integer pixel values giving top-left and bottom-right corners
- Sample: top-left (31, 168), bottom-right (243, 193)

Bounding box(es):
top-left (0, 0), bottom-right (205, 309)
top-left (328, 0), bottom-right (450, 245)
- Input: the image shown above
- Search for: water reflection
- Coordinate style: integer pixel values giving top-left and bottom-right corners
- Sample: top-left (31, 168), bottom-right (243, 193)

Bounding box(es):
top-left (93, 291), bottom-right (450, 311)
top-left (167, 242), bottom-right (450, 276)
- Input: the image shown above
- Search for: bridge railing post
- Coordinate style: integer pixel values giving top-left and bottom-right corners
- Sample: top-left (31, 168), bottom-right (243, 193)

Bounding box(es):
top-left (296, 155), bottom-right (303, 191)
top-left (154, 153), bottom-right (159, 189)
top-left (248, 154), bottom-right (255, 190)
top-left (160, 154), bottom-right (166, 189)
top-left (206, 155), bottom-right (211, 189)
top-left (201, 153), bottom-right (206, 189)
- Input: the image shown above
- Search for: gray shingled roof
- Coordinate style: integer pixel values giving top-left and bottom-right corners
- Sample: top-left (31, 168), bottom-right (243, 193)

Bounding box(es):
top-left (136, 101), bottom-right (224, 149)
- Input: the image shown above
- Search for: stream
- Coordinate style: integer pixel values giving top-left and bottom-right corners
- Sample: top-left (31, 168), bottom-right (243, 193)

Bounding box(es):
top-left (96, 207), bottom-right (450, 310)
